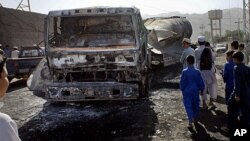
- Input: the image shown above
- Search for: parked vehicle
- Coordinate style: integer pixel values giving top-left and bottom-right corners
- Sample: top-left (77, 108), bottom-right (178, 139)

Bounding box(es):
top-left (6, 46), bottom-right (44, 81)
top-left (214, 44), bottom-right (226, 53)
top-left (28, 7), bottom-right (149, 101)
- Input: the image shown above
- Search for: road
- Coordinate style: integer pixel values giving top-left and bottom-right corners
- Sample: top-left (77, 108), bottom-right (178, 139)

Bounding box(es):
top-left (0, 57), bottom-right (229, 141)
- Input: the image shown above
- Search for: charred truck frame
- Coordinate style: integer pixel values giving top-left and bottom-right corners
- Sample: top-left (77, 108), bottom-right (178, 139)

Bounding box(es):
top-left (42, 7), bottom-right (148, 101)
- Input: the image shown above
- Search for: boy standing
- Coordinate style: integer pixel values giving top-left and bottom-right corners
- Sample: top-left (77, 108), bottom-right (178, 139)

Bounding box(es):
top-left (239, 43), bottom-right (249, 65)
top-left (222, 50), bottom-right (235, 104)
top-left (180, 55), bottom-right (205, 128)
top-left (228, 51), bottom-right (250, 140)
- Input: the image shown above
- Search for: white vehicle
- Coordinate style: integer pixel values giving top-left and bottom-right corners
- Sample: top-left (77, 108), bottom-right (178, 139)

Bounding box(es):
top-left (215, 44), bottom-right (226, 53)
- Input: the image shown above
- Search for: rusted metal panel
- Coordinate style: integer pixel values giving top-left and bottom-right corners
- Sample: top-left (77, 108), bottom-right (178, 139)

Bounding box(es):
top-left (46, 82), bottom-right (139, 101)
top-left (28, 7), bottom-right (148, 101)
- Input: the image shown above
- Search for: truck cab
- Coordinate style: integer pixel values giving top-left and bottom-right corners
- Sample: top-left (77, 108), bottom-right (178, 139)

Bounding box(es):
top-left (38, 7), bottom-right (148, 101)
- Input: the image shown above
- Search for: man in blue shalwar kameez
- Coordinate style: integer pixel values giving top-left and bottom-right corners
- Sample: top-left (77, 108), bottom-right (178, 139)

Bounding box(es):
top-left (180, 55), bottom-right (205, 128)
top-left (228, 51), bottom-right (250, 140)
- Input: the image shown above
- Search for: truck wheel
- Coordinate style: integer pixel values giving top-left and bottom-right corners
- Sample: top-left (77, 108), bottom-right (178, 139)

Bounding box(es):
top-left (139, 74), bottom-right (149, 98)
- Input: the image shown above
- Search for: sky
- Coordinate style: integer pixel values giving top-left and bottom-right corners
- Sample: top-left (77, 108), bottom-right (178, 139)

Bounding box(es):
top-left (0, 0), bottom-right (243, 15)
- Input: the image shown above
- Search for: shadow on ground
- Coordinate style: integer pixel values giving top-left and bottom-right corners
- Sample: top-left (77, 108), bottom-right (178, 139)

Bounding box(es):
top-left (191, 107), bottom-right (228, 141)
top-left (19, 99), bottom-right (158, 141)
top-left (7, 79), bottom-right (27, 92)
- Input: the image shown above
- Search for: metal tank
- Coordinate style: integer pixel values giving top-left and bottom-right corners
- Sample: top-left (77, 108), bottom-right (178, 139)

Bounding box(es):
top-left (144, 16), bottom-right (192, 66)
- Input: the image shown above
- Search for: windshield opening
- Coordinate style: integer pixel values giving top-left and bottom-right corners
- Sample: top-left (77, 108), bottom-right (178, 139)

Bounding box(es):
top-left (47, 15), bottom-right (136, 48)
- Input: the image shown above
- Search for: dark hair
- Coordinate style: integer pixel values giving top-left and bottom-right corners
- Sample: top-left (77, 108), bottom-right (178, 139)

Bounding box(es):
top-left (198, 41), bottom-right (205, 46)
top-left (205, 42), bottom-right (210, 47)
top-left (231, 41), bottom-right (239, 50)
top-left (226, 50), bottom-right (234, 57)
top-left (186, 55), bottom-right (195, 65)
top-left (232, 51), bottom-right (244, 62)
top-left (239, 43), bottom-right (245, 49)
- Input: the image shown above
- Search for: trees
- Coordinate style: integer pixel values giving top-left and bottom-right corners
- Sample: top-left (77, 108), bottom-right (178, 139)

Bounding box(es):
top-left (224, 30), bottom-right (244, 41)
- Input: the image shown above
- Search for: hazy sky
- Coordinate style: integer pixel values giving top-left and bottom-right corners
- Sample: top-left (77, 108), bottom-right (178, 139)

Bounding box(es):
top-left (1, 0), bottom-right (243, 15)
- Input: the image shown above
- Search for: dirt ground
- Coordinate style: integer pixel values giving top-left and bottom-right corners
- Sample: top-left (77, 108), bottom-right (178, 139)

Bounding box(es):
top-left (0, 54), bottom-right (230, 141)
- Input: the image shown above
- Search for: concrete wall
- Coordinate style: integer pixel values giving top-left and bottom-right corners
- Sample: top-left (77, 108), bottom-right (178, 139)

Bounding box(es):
top-left (0, 7), bottom-right (46, 48)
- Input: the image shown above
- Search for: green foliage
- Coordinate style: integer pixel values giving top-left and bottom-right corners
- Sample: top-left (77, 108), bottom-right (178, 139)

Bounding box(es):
top-left (224, 30), bottom-right (244, 41)
top-left (214, 35), bottom-right (227, 43)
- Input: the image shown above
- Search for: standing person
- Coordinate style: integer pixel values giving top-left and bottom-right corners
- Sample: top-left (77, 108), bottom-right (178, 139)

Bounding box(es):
top-left (180, 55), bottom-right (205, 129)
top-left (239, 43), bottom-right (249, 65)
top-left (231, 40), bottom-right (239, 51)
top-left (11, 46), bottom-right (19, 58)
top-left (205, 41), bottom-right (217, 73)
top-left (0, 50), bottom-right (22, 141)
top-left (180, 38), bottom-right (195, 69)
top-left (220, 50), bottom-right (235, 134)
top-left (228, 51), bottom-right (250, 140)
top-left (3, 45), bottom-right (11, 58)
top-left (221, 50), bottom-right (235, 104)
top-left (195, 36), bottom-right (217, 109)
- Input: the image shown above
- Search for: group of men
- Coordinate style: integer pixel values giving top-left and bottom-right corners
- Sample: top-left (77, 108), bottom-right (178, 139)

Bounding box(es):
top-left (222, 40), bottom-right (250, 140)
top-left (180, 36), bottom-right (250, 140)
top-left (0, 44), bottom-right (19, 58)
top-left (180, 36), bottom-right (217, 107)
top-left (180, 36), bottom-right (217, 129)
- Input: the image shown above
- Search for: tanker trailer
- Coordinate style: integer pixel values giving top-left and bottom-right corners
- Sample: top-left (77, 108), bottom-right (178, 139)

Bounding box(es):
top-left (144, 16), bottom-right (192, 67)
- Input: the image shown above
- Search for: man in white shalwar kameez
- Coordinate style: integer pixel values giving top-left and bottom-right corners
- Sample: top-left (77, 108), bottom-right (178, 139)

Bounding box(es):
top-left (194, 36), bottom-right (217, 109)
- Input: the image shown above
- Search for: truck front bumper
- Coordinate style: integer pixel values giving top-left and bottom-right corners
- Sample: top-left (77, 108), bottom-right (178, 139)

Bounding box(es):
top-left (46, 82), bottom-right (139, 101)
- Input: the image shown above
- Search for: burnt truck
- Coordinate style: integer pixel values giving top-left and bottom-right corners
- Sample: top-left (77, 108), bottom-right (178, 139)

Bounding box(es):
top-left (144, 16), bottom-right (192, 67)
top-left (27, 7), bottom-right (149, 101)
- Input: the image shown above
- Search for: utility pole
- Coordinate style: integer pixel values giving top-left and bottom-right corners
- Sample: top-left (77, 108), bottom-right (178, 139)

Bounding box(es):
top-left (16, 0), bottom-right (31, 12)
top-left (235, 18), bottom-right (243, 31)
top-left (200, 24), bottom-right (205, 35)
top-left (243, 0), bottom-right (247, 42)
top-left (243, 0), bottom-right (250, 43)
top-left (235, 18), bottom-right (243, 41)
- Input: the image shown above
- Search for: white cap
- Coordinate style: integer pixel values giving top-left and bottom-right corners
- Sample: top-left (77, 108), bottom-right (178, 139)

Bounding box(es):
top-left (198, 36), bottom-right (205, 42)
top-left (182, 38), bottom-right (191, 44)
